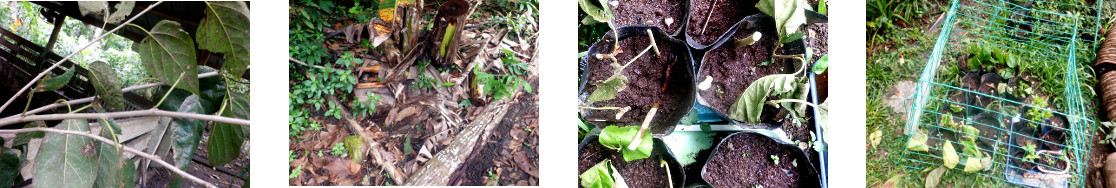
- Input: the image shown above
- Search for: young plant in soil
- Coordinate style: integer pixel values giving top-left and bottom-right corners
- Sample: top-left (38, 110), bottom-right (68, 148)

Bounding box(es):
top-left (702, 132), bottom-right (819, 187)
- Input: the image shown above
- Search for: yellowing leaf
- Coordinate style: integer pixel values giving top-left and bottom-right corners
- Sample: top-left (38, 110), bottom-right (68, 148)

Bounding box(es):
top-left (906, 133), bottom-right (928, 152)
top-left (378, 8), bottom-right (396, 23)
top-left (943, 142), bottom-right (958, 169)
top-left (963, 157), bottom-right (983, 172)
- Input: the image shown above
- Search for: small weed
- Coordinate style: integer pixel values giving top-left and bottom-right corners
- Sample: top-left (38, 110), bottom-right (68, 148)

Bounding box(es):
top-left (331, 142), bottom-right (346, 156)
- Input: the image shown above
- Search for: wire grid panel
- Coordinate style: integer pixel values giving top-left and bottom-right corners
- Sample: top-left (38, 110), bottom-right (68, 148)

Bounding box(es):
top-left (901, 0), bottom-right (1100, 187)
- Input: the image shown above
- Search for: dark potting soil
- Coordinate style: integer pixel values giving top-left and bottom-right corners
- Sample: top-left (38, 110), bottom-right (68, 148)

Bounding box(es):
top-left (698, 21), bottom-right (796, 123)
top-left (584, 33), bottom-right (692, 134)
top-left (687, 0), bottom-right (761, 46)
top-left (807, 23), bottom-right (828, 102)
top-left (703, 133), bottom-right (816, 188)
top-left (1042, 131), bottom-right (1065, 151)
top-left (1037, 153), bottom-right (1068, 172)
top-left (1013, 151), bottom-right (1036, 171)
top-left (577, 140), bottom-right (671, 188)
top-left (612, 0), bottom-right (687, 35)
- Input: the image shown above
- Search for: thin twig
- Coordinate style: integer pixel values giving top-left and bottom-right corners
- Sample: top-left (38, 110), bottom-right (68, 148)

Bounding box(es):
top-left (0, 109), bottom-right (250, 127)
top-left (289, 57), bottom-right (339, 71)
top-left (0, 127), bottom-right (216, 188)
top-left (12, 72), bottom-right (219, 118)
top-left (0, 1), bottom-right (164, 113)
top-left (700, 0), bottom-right (717, 35)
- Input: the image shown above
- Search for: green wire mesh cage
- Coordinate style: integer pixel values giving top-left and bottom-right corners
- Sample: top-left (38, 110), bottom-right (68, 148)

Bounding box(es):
top-left (901, 0), bottom-right (1103, 187)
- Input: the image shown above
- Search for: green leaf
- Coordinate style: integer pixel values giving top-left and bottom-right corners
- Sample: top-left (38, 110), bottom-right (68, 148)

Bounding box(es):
top-left (812, 54), bottom-right (828, 74)
top-left (207, 90), bottom-right (249, 166)
top-left (88, 61), bottom-right (126, 109)
top-left (817, 0), bottom-right (827, 14)
top-left (964, 157), bottom-right (983, 172)
top-left (13, 121), bottom-right (46, 147)
top-left (105, 2), bottom-right (134, 24)
top-left (171, 95), bottom-right (206, 174)
top-left (35, 66), bottom-right (75, 92)
top-left (906, 133), bottom-right (928, 152)
top-left (598, 126), bottom-right (653, 161)
top-left (34, 119), bottom-right (97, 188)
top-left (757, 0), bottom-right (808, 43)
top-left (587, 74), bottom-right (628, 104)
top-left (943, 141), bottom-right (958, 168)
top-left (578, 0), bottom-right (611, 23)
top-left (0, 139), bottom-right (19, 188)
top-left (134, 20), bottom-right (199, 94)
top-left (579, 159), bottom-right (616, 188)
top-left (345, 135), bottom-right (364, 163)
top-left (95, 119), bottom-right (135, 188)
top-left (196, 1), bottom-right (250, 76)
top-left (728, 74), bottom-right (799, 123)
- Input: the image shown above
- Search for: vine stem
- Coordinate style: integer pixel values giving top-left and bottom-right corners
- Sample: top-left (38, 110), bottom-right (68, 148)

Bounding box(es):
top-left (0, 1), bottom-right (164, 113)
top-left (0, 108), bottom-right (250, 127)
top-left (153, 72), bottom-right (187, 108)
top-left (11, 71), bottom-right (219, 119)
top-left (0, 127), bottom-right (216, 188)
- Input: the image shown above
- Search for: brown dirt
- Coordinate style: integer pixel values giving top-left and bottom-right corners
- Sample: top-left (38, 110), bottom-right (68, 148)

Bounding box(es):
top-left (577, 138), bottom-right (671, 188)
top-left (697, 19), bottom-right (796, 123)
top-left (612, 0), bottom-right (687, 36)
top-left (702, 132), bottom-right (819, 188)
top-left (583, 31), bottom-right (693, 135)
top-left (686, 0), bottom-right (761, 47)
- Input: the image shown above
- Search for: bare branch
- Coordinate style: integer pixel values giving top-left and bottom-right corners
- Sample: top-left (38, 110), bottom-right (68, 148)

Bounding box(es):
top-left (0, 109), bottom-right (250, 127)
top-left (0, 1), bottom-right (165, 113)
top-left (0, 127), bottom-right (216, 188)
top-left (12, 71), bottom-right (219, 118)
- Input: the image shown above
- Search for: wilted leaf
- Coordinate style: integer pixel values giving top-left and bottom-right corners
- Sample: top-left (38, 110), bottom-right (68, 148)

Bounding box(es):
top-left (196, 1), bottom-right (250, 76)
top-left (34, 119), bottom-right (97, 188)
top-left (134, 20), bottom-right (199, 94)
top-left (207, 90), bottom-right (249, 166)
top-left (35, 67), bottom-right (75, 92)
top-left (881, 174), bottom-right (903, 188)
top-left (756, 0), bottom-right (808, 43)
top-left (77, 2), bottom-right (108, 16)
top-left (943, 142), bottom-right (958, 169)
top-left (345, 136), bottom-right (365, 163)
top-left (105, 2), bottom-right (134, 24)
top-left (963, 157), bottom-right (983, 172)
top-left (906, 133), bottom-right (928, 152)
top-left (925, 166), bottom-right (945, 188)
top-left (171, 96), bottom-right (206, 173)
top-left (869, 130), bottom-right (882, 148)
top-left (587, 74), bottom-right (628, 103)
top-left (95, 119), bottom-right (135, 188)
top-left (728, 74), bottom-right (799, 123)
top-left (88, 61), bottom-right (126, 109)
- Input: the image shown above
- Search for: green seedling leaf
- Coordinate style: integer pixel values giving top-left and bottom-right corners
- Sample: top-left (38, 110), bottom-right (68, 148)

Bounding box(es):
top-left (579, 160), bottom-right (617, 188)
top-left (95, 119), bottom-right (135, 188)
top-left (728, 74), bottom-right (800, 123)
top-left (208, 90), bottom-right (249, 166)
top-left (942, 141), bottom-right (958, 168)
top-left (171, 96), bottom-right (207, 176)
top-left (817, 0), bottom-right (827, 14)
top-left (960, 140), bottom-right (981, 158)
top-left (35, 67), bottom-right (75, 92)
top-left (34, 119), bottom-right (97, 188)
top-left (598, 126), bottom-right (653, 161)
top-left (88, 61), bottom-right (126, 109)
top-left (812, 54), bottom-right (828, 75)
top-left (135, 20), bottom-right (199, 94)
top-left (949, 104), bottom-right (963, 113)
top-left (757, 0), bottom-right (808, 43)
top-left (197, 1), bottom-right (249, 76)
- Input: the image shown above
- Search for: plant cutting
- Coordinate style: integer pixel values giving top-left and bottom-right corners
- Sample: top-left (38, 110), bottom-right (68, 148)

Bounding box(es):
top-left (579, 26), bottom-right (695, 135)
top-left (578, 134), bottom-right (684, 188)
top-left (685, 0), bottom-right (763, 48)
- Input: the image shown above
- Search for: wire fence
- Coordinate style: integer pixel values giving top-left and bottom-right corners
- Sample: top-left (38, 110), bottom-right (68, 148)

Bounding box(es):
top-left (900, 0), bottom-right (1102, 187)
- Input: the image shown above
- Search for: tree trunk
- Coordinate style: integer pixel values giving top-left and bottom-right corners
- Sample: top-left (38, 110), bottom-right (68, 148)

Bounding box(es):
top-left (404, 98), bottom-right (510, 186)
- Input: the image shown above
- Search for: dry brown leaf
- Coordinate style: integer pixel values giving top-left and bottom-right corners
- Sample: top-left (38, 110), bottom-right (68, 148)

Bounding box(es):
top-left (513, 150), bottom-right (538, 178)
top-left (325, 157), bottom-right (354, 180)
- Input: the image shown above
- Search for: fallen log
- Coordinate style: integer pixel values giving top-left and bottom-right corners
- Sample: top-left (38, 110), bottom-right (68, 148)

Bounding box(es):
top-left (404, 98), bottom-right (510, 186)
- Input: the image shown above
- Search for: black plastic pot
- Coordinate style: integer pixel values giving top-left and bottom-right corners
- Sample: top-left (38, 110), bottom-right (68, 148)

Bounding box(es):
top-left (700, 131), bottom-right (821, 188)
top-left (578, 26), bottom-right (697, 136)
top-left (693, 14), bottom-right (806, 129)
top-left (578, 135), bottom-right (686, 188)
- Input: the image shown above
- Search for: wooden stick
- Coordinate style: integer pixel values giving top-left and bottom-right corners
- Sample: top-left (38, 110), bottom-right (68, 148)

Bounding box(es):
top-left (627, 103), bottom-right (658, 150)
top-left (700, 0), bottom-right (718, 35)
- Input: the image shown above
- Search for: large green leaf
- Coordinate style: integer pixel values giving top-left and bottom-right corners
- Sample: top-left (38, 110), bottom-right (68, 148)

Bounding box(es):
top-left (88, 61), bottom-right (126, 109)
top-left (207, 90), bottom-right (249, 166)
top-left (0, 139), bottom-right (20, 188)
top-left (196, 1), bottom-right (250, 76)
top-left (134, 20), bottom-right (199, 94)
top-left (756, 0), bottom-right (808, 43)
top-left (94, 119), bottom-right (135, 188)
top-left (34, 119), bottom-right (98, 188)
top-left (171, 95), bottom-right (206, 172)
top-left (728, 74), bottom-right (800, 123)
top-left (578, 0), bottom-right (612, 24)
top-left (579, 159), bottom-right (615, 188)
top-left (35, 66), bottom-right (75, 92)
top-left (598, 126), bottom-right (653, 161)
